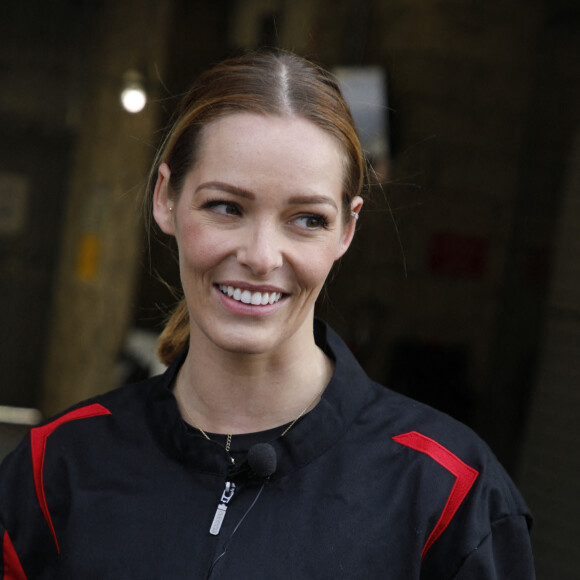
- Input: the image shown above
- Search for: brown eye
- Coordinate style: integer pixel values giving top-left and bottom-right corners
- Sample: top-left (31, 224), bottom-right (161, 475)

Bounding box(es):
top-left (296, 214), bottom-right (329, 229)
top-left (204, 201), bottom-right (241, 216)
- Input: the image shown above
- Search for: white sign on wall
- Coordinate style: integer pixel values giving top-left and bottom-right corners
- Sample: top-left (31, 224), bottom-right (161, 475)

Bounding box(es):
top-left (334, 66), bottom-right (390, 159)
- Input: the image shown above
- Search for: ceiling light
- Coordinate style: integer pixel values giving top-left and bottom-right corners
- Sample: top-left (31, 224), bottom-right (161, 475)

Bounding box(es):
top-left (121, 70), bottom-right (147, 114)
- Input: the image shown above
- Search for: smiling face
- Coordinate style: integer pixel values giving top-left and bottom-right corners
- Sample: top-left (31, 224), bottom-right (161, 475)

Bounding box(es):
top-left (154, 113), bottom-right (362, 356)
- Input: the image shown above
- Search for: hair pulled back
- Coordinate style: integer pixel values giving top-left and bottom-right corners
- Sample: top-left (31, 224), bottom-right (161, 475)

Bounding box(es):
top-left (152, 50), bottom-right (365, 365)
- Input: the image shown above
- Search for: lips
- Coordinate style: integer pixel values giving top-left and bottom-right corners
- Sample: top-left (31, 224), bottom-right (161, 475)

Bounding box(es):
top-left (217, 284), bottom-right (283, 306)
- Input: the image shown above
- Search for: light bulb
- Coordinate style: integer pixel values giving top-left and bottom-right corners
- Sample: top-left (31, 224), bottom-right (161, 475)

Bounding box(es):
top-left (120, 71), bottom-right (147, 113)
top-left (121, 86), bottom-right (147, 113)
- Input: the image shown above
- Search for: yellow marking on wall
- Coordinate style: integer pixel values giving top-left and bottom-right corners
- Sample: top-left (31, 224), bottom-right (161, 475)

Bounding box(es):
top-left (76, 234), bottom-right (100, 281)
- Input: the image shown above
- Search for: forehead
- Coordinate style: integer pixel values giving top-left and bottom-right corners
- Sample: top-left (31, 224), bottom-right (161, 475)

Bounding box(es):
top-left (194, 113), bottom-right (346, 187)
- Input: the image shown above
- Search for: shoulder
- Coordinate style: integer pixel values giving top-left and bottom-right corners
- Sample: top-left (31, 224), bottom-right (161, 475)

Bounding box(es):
top-left (358, 383), bottom-right (534, 573)
top-left (369, 383), bottom-right (528, 512)
top-left (0, 374), bottom-right (169, 572)
top-left (0, 374), bottom-right (167, 516)
top-left (322, 319), bottom-right (530, 522)
top-left (1, 374), bottom-right (164, 475)
top-left (324, 319), bottom-right (496, 466)
top-left (47, 376), bottom-right (159, 430)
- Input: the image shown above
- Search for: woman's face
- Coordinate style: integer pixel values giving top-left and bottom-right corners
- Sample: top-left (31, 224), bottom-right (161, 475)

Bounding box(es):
top-left (154, 113), bottom-right (362, 356)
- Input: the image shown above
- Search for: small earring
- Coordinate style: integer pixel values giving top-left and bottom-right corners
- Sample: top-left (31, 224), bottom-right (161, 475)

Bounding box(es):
top-left (351, 211), bottom-right (359, 221)
top-left (169, 207), bottom-right (173, 212)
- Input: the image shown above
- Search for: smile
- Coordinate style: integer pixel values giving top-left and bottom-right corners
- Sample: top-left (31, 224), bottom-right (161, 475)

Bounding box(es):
top-left (218, 284), bottom-right (283, 306)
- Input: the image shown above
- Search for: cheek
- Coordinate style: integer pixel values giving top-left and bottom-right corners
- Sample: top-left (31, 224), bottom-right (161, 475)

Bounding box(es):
top-left (294, 246), bottom-right (340, 289)
top-left (176, 222), bottom-right (231, 275)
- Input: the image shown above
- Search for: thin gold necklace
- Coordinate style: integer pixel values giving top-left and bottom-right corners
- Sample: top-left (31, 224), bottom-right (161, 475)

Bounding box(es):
top-left (176, 380), bottom-right (327, 464)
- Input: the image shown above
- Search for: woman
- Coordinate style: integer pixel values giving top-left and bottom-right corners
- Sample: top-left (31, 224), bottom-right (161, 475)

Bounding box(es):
top-left (0, 51), bottom-right (534, 579)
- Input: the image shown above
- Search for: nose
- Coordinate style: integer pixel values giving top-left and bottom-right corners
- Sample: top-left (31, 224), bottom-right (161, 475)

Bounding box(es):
top-left (237, 222), bottom-right (283, 276)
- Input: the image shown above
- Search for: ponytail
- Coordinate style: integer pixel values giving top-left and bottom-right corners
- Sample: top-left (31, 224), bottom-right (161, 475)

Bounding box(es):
top-left (157, 299), bottom-right (190, 366)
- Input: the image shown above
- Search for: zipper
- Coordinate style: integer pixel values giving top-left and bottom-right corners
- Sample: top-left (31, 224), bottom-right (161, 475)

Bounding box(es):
top-left (209, 481), bottom-right (236, 535)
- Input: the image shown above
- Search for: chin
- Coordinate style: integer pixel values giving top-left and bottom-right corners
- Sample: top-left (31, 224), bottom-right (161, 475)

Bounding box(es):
top-left (222, 342), bottom-right (272, 356)
top-left (200, 323), bottom-right (283, 356)
top-left (218, 337), bottom-right (279, 357)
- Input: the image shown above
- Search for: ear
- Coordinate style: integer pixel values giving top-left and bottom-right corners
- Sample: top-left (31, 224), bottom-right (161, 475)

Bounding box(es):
top-left (152, 163), bottom-right (176, 236)
top-left (335, 196), bottom-right (364, 260)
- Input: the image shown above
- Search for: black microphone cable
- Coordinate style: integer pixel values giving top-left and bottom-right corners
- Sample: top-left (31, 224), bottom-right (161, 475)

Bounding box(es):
top-left (207, 444), bottom-right (277, 577)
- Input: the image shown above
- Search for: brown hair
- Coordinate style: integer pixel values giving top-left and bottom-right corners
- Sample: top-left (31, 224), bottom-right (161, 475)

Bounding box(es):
top-left (151, 49), bottom-right (365, 365)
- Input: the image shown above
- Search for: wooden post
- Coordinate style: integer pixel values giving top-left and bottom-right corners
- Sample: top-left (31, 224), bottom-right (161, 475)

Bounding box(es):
top-left (41, 0), bottom-right (172, 416)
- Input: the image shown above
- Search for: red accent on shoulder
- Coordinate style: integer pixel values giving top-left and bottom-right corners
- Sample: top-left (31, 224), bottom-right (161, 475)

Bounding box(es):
top-left (3, 530), bottom-right (28, 580)
top-left (392, 431), bottom-right (479, 561)
top-left (29, 403), bottom-right (111, 554)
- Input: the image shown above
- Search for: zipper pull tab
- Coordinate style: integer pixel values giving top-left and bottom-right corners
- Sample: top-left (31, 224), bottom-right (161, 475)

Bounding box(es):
top-left (209, 481), bottom-right (236, 535)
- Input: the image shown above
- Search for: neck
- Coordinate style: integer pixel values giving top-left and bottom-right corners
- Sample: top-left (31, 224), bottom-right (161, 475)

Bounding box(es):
top-left (174, 321), bottom-right (332, 435)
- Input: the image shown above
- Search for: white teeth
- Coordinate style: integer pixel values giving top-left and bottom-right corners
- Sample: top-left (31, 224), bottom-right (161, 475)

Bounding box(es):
top-left (218, 285), bottom-right (282, 306)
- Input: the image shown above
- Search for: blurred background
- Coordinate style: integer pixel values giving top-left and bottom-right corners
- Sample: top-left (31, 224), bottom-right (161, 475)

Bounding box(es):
top-left (0, 0), bottom-right (578, 576)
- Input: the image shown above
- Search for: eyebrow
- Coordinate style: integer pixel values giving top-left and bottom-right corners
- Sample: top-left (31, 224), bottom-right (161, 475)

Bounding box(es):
top-left (195, 181), bottom-right (338, 210)
top-left (196, 181), bottom-right (254, 199)
top-left (287, 195), bottom-right (338, 210)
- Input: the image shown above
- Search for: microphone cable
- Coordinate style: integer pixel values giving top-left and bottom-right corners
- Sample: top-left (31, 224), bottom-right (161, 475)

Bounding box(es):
top-left (208, 481), bottom-right (268, 575)
top-left (207, 443), bottom-right (277, 577)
